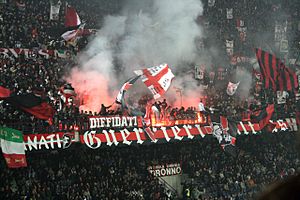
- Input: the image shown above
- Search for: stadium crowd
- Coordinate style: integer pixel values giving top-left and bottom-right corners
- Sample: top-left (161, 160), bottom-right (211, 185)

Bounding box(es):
top-left (0, 131), bottom-right (299, 199)
top-left (182, 131), bottom-right (299, 199)
top-left (0, 0), bottom-right (299, 199)
top-left (0, 0), bottom-right (299, 133)
top-left (0, 145), bottom-right (168, 200)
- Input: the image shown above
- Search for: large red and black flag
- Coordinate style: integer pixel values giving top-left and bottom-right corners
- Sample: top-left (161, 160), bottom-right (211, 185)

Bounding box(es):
top-left (250, 103), bottom-right (275, 130)
top-left (255, 48), bottom-right (280, 91)
top-left (277, 63), bottom-right (298, 92)
top-left (255, 48), bottom-right (298, 92)
top-left (0, 87), bottom-right (54, 120)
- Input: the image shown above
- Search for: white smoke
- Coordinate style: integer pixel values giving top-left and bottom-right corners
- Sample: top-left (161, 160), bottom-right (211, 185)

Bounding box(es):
top-left (119, 0), bottom-right (203, 71)
top-left (233, 66), bottom-right (253, 99)
top-left (68, 0), bottom-right (204, 111)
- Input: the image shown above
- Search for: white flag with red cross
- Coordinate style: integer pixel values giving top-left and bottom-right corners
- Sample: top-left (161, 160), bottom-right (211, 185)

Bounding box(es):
top-left (134, 64), bottom-right (175, 99)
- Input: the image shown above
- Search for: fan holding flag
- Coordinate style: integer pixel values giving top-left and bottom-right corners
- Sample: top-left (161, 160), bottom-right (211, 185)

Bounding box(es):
top-left (113, 64), bottom-right (175, 142)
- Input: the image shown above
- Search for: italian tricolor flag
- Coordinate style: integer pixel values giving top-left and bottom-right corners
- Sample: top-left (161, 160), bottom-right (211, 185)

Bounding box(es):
top-left (0, 127), bottom-right (27, 168)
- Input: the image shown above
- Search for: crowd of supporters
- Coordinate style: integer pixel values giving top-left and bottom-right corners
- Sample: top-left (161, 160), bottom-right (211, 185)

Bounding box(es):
top-left (0, 1), bottom-right (299, 199)
top-left (200, 0), bottom-right (300, 63)
top-left (0, 0), bottom-right (299, 133)
top-left (0, 0), bottom-right (121, 49)
top-left (182, 131), bottom-right (299, 199)
top-left (0, 145), bottom-right (168, 200)
top-left (0, 130), bottom-right (299, 199)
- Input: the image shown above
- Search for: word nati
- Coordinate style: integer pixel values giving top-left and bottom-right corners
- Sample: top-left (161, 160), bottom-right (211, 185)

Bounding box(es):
top-left (25, 133), bottom-right (74, 151)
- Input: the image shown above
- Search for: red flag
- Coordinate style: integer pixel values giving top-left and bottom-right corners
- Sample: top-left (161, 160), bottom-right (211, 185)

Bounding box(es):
top-left (255, 48), bottom-right (279, 91)
top-left (296, 111), bottom-right (300, 125)
top-left (65, 4), bottom-right (81, 27)
top-left (21, 101), bottom-right (54, 120)
top-left (0, 86), bottom-right (11, 98)
top-left (277, 63), bottom-right (299, 92)
top-left (250, 104), bottom-right (275, 129)
top-left (255, 48), bottom-right (298, 92)
top-left (0, 87), bottom-right (54, 120)
top-left (62, 3), bottom-right (82, 43)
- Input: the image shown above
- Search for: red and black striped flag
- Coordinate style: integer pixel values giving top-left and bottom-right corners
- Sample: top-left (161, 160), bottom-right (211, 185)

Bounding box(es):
top-left (277, 63), bottom-right (298, 92)
top-left (250, 104), bottom-right (275, 129)
top-left (0, 87), bottom-right (54, 120)
top-left (255, 48), bottom-right (298, 92)
top-left (255, 48), bottom-right (279, 91)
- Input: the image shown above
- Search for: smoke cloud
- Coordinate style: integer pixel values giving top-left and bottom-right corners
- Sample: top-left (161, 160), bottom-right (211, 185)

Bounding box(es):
top-left (68, 0), bottom-right (204, 112)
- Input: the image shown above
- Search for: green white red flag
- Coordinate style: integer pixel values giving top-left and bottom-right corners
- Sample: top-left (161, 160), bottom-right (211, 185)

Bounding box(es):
top-left (0, 127), bottom-right (27, 168)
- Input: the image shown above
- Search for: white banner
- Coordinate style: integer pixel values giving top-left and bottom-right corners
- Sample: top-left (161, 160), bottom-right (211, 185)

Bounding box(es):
top-left (226, 8), bottom-right (233, 19)
top-left (0, 48), bottom-right (72, 59)
top-left (50, 1), bottom-right (61, 20)
top-left (89, 116), bottom-right (138, 129)
top-left (24, 132), bottom-right (75, 151)
top-left (237, 27), bottom-right (247, 42)
top-left (275, 21), bottom-right (287, 42)
top-left (208, 0), bottom-right (215, 7)
top-left (148, 163), bottom-right (182, 177)
top-left (195, 65), bottom-right (205, 80)
top-left (226, 40), bottom-right (234, 56)
top-left (199, 84), bottom-right (208, 91)
top-left (280, 39), bottom-right (288, 53)
top-left (277, 91), bottom-right (289, 104)
top-left (227, 81), bottom-right (240, 96)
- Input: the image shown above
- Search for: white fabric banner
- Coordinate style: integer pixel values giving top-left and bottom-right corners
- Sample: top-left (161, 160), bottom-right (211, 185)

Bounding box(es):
top-left (195, 65), bottom-right (205, 80)
top-left (280, 40), bottom-right (288, 53)
top-left (226, 40), bottom-right (234, 55)
top-left (208, 0), bottom-right (215, 7)
top-left (227, 81), bottom-right (240, 96)
top-left (277, 91), bottom-right (289, 104)
top-left (50, 1), bottom-right (61, 20)
top-left (226, 8), bottom-right (233, 19)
